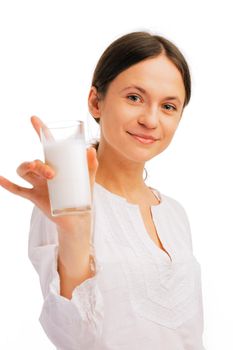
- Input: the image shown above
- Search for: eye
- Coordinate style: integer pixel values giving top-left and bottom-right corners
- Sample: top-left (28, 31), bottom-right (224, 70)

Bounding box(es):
top-left (127, 94), bottom-right (142, 103)
top-left (163, 104), bottom-right (177, 111)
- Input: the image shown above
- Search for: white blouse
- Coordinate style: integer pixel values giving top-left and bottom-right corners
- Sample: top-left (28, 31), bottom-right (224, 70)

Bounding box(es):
top-left (28, 182), bottom-right (206, 350)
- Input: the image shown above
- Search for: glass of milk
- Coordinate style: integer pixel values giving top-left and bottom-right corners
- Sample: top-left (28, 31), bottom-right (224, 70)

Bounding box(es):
top-left (40, 120), bottom-right (92, 216)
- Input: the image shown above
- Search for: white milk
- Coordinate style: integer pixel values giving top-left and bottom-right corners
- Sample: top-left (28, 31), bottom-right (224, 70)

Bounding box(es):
top-left (44, 139), bottom-right (91, 215)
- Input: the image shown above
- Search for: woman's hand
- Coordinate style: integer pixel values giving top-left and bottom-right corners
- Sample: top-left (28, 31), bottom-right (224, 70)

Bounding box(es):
top-left (0, 116), bottom-right (99, 231)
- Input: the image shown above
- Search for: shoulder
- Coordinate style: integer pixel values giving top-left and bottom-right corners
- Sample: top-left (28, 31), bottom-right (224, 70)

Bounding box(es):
top-left (162, 191), bottom-right (191, 224)
top-left (162, 192), bottom-right (188, 214)
top-left (152, 186), bottom-right (189, 217)
top-left (158, 190), bottom-right (193, 250)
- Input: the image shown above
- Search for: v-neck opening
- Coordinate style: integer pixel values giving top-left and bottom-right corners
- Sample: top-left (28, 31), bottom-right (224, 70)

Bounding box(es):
top-left (138, 206), bottom-right (173, 264)
top-left (94, 182), bottom-right (173, 263)
top-left (148, 206), bottom-right (173, 263)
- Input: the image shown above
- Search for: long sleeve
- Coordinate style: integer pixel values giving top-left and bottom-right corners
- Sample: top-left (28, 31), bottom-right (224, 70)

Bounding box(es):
top-left (28, 206), bottom-right (104, 350)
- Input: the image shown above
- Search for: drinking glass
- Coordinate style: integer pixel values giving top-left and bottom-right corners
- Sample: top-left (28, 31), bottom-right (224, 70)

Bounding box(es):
top-left (40, 120), bottom-right (92, 216)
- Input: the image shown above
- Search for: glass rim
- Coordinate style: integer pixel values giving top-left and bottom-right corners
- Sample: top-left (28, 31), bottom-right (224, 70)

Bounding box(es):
top-left (40, 120), bottom-right (84, 130)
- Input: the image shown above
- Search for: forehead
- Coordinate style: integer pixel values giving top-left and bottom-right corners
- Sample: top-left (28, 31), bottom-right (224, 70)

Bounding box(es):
top-left (109, 55), bottom-right (185, 100)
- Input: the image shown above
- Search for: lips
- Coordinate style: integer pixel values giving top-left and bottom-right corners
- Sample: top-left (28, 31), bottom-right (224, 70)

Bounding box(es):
top-left (127, 132), bottom-right (158, 144)
top-left (127, 132), bottom-right (157, 141)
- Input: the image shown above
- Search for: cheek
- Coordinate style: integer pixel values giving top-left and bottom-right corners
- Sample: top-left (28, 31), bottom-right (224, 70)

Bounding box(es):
top-left (100, 111), bottom-right (124, 144)
top-left (162, 119), bottom-right (179, 137)
top-left (102, 104), bottom-right (128, 132)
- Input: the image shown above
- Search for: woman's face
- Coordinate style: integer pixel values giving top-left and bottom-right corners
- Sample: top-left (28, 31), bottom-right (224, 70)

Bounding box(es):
top-left (89, 54), bottom-right (186, 163)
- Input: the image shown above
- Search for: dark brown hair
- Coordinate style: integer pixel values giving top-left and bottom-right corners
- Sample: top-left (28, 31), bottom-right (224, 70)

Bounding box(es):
top-left (89, 31), bottom-right (192, 180)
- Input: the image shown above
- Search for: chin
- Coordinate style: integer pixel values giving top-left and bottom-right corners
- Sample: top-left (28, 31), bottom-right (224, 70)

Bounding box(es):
top-left (122, 150), bottom-right (157, 163)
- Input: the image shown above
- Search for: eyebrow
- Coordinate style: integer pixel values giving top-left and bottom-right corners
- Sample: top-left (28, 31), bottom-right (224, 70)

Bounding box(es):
top-left (121, 85), bottom-right (182, 105)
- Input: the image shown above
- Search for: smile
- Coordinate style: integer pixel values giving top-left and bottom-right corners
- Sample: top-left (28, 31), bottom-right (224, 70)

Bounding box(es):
top-left (127, 132), bottom-right (157, 145)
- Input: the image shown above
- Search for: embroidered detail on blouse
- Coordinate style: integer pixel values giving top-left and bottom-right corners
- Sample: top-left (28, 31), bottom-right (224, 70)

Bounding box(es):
top-left (121, 256), bottom-right (202, 329)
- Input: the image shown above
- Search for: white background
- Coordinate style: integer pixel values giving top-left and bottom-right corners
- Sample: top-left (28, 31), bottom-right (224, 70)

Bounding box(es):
top-left (0, 0), bottom-right (232, 349)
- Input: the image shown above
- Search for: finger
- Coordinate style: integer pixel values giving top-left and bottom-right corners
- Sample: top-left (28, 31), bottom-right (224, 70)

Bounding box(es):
top-left (16, 165), bottom-right (42, 187)
top-left (17, 160), bottom-right (55, 180)
top-left (31, 115), bottom-right (54, 142)
top-left (0, 176), bottom-right (32, 200)
top-left (87, 147), bottom-right (99, 189)
top-left (30, 115), bottom-right (44, 140)
top-left (87, 147), bottom-right (98, 172)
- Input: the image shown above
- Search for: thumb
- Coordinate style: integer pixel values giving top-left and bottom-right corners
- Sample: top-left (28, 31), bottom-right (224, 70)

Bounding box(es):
top-left (87, 147), bottom-right (99, 189)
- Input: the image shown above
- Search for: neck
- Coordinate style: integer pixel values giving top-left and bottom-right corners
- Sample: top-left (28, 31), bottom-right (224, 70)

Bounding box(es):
top-left (95, 141), bottom-right (148, 201)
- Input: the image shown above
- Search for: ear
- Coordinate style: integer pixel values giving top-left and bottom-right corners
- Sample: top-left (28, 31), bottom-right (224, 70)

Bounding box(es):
top-left (88, 86), bottom-right (102, 119)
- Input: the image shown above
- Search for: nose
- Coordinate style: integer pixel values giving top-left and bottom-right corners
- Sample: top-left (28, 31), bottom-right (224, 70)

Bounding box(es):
top-left (137, 106), bottom-right (160, 129)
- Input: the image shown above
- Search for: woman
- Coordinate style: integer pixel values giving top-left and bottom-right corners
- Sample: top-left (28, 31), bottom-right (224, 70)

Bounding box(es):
top-left (0, 31), bottom-right (206, 349)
